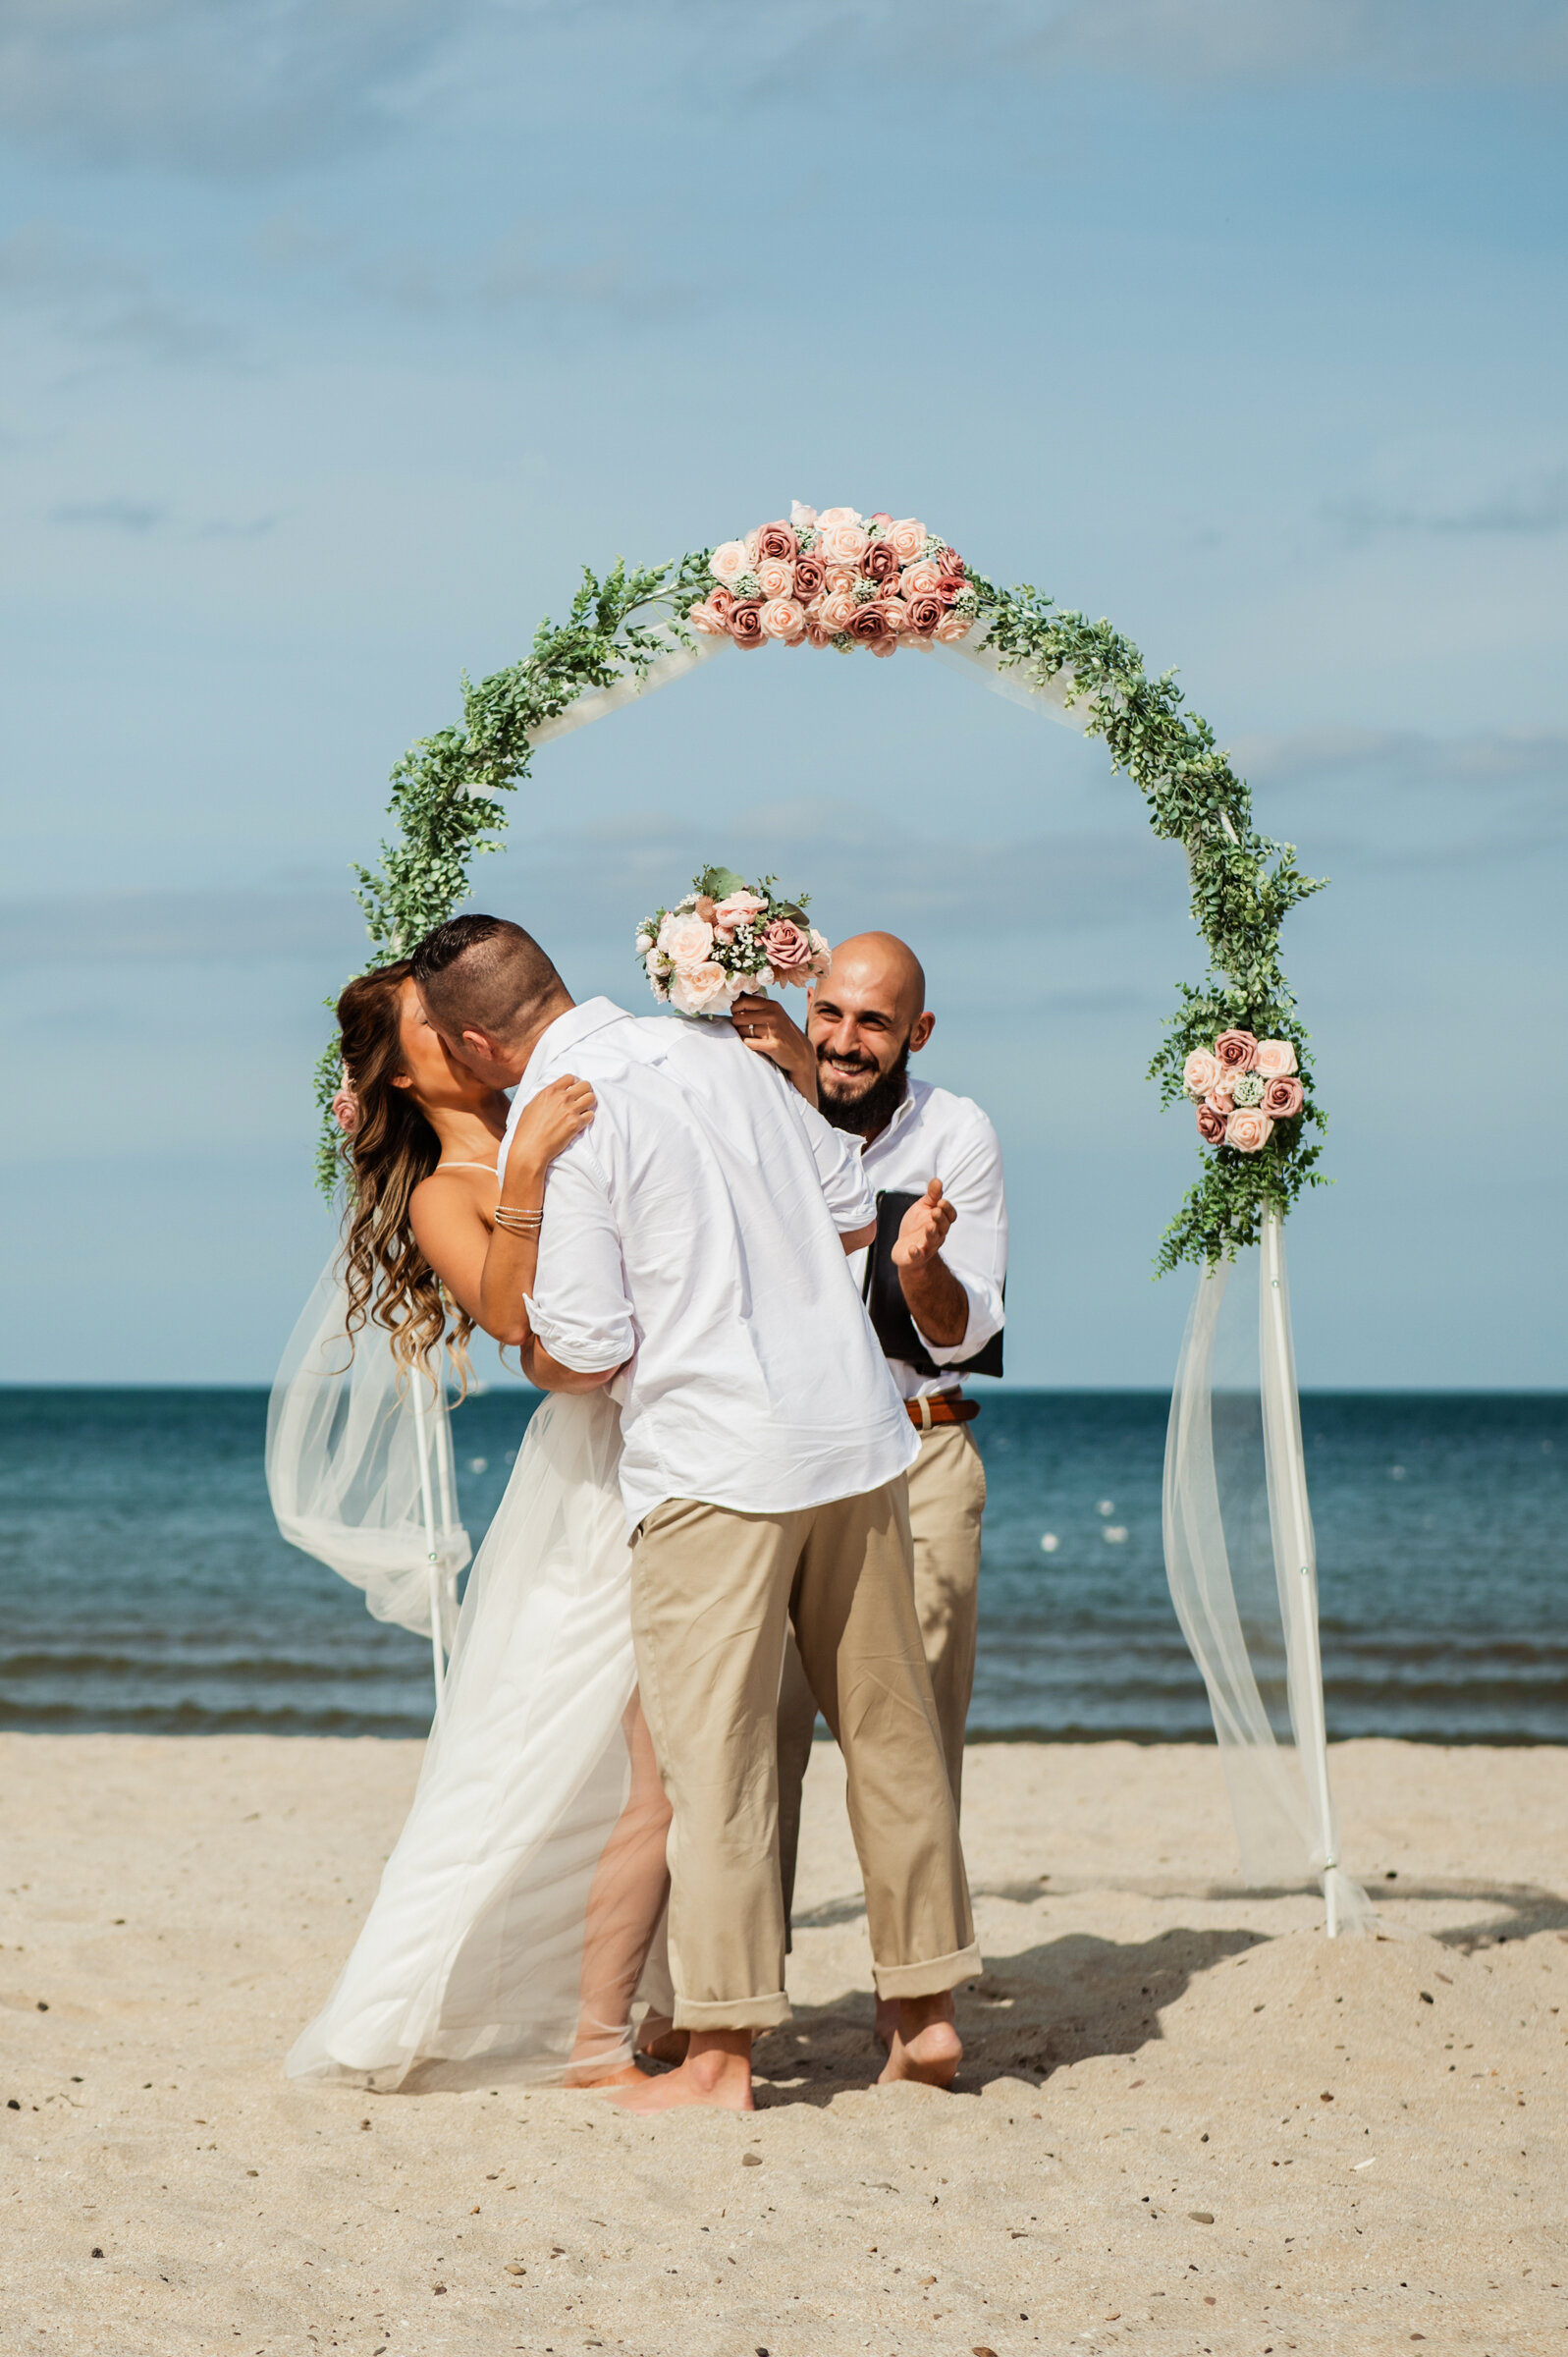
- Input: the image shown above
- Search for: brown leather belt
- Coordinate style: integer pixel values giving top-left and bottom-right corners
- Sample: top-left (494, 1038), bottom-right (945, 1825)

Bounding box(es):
top-left (906, 1394), bottom-right (978, 1430)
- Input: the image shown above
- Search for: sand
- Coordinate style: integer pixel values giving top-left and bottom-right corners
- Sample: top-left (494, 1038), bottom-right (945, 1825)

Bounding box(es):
top-left (2, 1733), bottom-right (1564, 2356)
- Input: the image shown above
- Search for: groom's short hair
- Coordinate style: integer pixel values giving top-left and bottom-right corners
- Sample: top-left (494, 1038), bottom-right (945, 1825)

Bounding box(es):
top-left (411, 913), bottom-right (566, 1043)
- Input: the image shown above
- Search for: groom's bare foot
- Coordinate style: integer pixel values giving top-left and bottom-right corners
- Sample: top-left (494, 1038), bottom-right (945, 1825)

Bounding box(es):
top-left (878, 1992), bottom-right (962, 2089)
top-left (608, 2028), bottom-right (754, 2112)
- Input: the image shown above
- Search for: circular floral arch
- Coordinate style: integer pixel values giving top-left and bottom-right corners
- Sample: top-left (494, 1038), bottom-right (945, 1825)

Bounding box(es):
top-left (321, 503), bottom-right (1326, 1273)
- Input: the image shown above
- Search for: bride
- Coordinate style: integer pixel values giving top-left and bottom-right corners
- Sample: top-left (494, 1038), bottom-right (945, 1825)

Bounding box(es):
top-left (272, 959), bottom-right (677, 2090)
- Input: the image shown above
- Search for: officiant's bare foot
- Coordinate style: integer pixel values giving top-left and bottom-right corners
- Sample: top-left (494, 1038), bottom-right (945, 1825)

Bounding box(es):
top-left (607, 2029), bottom-right (754, 2112)
top-left (637, 2018), bottom-right (689, 2067)
top-left (878, 1992), bottom-right (962, 2089)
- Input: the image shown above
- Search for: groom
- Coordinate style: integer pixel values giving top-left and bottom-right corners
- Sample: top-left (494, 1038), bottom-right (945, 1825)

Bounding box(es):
top-left (410, 913), bottom-right (981, 2112)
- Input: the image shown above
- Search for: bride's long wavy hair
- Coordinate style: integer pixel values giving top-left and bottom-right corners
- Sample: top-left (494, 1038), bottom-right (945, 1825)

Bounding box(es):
top-left (334, 961), bottom-right (474, 1386)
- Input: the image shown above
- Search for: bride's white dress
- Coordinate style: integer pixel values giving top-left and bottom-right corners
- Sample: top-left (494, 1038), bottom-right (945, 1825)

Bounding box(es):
top-left (280, 1381), bottom-right (672, 2089)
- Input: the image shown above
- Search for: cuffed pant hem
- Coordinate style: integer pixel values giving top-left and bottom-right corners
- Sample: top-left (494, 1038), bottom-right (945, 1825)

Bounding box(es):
top-left (871, 1943), bottom-right (983, 2000)
top-left (672, 1989), bottom-right (792, 2032)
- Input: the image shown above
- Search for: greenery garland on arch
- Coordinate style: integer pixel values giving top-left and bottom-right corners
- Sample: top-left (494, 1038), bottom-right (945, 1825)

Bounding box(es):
top-left (318, 515), bottom-right (1327, 1274)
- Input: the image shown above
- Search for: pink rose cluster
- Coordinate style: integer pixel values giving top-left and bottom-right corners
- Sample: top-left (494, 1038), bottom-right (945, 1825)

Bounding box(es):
top-left (1181, 1031), bottom-right (1303, 1156)
top-left (688, 503), bottom-right (979, 658)
top-left (636, 871), bottom-right (831, 1018)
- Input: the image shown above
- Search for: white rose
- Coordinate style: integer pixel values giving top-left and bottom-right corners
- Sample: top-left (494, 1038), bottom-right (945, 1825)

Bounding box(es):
top-left (789, 500), bottom-right (819, 529)
top-left (710, 539), bottom-right (750, 585)
top-left (1256, 1039), bottom-right (1299, 1079)
top-left (669, 960), bottom-right (732, 1015)
top-left (658, 909), bottom-right (715, 968)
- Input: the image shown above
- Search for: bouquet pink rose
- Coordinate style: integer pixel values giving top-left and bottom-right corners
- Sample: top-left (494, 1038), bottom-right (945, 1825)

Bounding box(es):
top-left (1262, 1074), bottom-right (1305, 1119)
top-left (638, 868), bottom-right (831, 1015)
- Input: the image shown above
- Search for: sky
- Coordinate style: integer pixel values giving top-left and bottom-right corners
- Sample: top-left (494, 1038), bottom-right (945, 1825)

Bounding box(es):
top-left (2, 0), bottom-right (1564, 1389)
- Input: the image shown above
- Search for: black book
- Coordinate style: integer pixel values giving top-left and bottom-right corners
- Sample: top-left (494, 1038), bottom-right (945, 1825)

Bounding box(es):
top-left (859, 1188), bottom-right (1003, 1382)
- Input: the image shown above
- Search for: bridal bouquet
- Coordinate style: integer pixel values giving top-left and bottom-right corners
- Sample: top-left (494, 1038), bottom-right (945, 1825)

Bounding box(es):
top-left (686, 504), bottom-right (981, 657)
top-left (635, 867), bottom-right (831, 1017)
top-left (1182, 1031), bottom-right (1305, 1155)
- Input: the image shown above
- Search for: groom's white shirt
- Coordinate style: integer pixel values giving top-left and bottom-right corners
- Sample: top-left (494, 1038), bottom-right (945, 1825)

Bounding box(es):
top-left (503, 997), bottom-right (918, 1535)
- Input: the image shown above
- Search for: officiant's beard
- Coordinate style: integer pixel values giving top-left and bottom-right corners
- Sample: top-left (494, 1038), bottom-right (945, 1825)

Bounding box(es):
top-left (818, 1038), bottom-right (911, 1139)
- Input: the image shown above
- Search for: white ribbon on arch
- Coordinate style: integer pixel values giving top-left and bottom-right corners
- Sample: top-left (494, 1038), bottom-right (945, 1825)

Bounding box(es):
top-left (518, 603), bottom-right (1368, 1932)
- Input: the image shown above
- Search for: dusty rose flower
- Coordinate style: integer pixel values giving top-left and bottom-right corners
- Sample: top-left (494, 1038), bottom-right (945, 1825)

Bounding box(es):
top-left (805, 614), bottom-right (834, 648)
top-left (1256, 1038), bottom-right (1298, 1079)
top-left (859, 538), bottom-right (900, 586)
top-left (845, 601), bottom-right (895, 648)
top-left (819, 519), bottom-right (870, 569)
top-left (1196, 1100), bottom-right (1227, 1145)
top-left (887, 517), bottom-right (928, 564)
top-left (1262, 1074), bottom-right (1305, 1119)
top-left (808, 927), bottom-right (832, 974)
top-left (817, 506), bottom-right (862, 527)
top-left (1214, 1028), bottom-right (1260, 1071)
top-left (1224, 1108), bottom-right (1274, 1154)
top-left (789, 500), bottom-right (818, 529)
top-left (710, 538), bottom-right (750, 585)
top-left (670, 960), bottom-right (732, 1016)
top-left (760, 596), bottom-right (807, 643)
top-left (693, 895), bottom-right (719, 924)
top-left (728, 598), bottom-right (765, 648)
top-left (688, 599), bottom-right (731, 636)
top-left (761, 917), bottom-right (813, 977)
top-left (754, 520), bottom-right (798, 563)
top-left (1183, 1048), bottom-right (1220, 1100)
top-left (936, 571), bottom-right (967, 605)
top-left (934, 609), bottom-right (974, 643)
top-left (792, 552), bottom-right (827, 601)
top-left (658, 909), bottom-right (715, 969)
top-left (755, 555), bottom-right (794, 600)
top-left (938, 546), bottom-right (964, 576)
top-left (331, 1087), bottom-right (359, 1136)
top-left (900, 556), bottom-right (944, 597)
top-left (904, 590), bottom-right (944, 636)
top-left (818, 585), bottom-right (857, 633)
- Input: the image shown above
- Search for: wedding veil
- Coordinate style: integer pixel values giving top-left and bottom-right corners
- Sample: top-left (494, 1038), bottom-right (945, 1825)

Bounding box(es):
top-left (265, 1258), bottom-right (469, 1693)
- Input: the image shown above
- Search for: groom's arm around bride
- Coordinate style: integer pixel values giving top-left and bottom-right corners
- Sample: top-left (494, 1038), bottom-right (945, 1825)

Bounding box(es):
top-left (411, 911), bottom-right (981, 2112)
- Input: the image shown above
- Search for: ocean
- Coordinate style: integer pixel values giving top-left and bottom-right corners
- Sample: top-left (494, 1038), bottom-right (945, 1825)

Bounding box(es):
top-left (1, 1388), bottom-right (1563, 1745)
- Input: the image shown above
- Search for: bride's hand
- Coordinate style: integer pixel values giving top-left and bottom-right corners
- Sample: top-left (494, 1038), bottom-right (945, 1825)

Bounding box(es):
top-left (504, 1074), bottom-right (596, 1194)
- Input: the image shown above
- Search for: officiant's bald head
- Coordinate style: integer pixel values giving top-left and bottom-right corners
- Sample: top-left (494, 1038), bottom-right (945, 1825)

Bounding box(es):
top-left (411, 913), bottom-right (571, 1084)
top-left (808, 931), bottom-right (935, 1138)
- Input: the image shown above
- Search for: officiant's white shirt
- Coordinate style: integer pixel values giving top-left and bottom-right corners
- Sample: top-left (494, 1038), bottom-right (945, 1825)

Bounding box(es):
top-left (848, 1078), bottom-right (1008, 1401)
top-left (506, 999), bottom-right (918, 1535)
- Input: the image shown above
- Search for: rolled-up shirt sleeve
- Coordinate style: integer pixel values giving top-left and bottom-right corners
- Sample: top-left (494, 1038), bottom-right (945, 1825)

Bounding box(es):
top-left (522, 1132), bottom-right (636, 1373)
top-left (913, 1112), bottom-right (1007, 1365)
top-left (786, 1090), bottom-right (877, 1233)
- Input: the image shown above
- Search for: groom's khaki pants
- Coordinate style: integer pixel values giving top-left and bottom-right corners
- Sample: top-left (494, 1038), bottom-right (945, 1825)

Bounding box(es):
top-left (629, 1477), bottom-right (980, 2031)
top-left (777, 1421), bottom-right (987, 1930)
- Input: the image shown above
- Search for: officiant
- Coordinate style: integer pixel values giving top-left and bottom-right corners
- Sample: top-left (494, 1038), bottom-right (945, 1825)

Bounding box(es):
top-left (735, 930), bottom-right (1007, 1906)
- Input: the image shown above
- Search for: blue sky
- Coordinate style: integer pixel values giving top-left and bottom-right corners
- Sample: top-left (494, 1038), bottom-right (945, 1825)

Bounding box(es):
top-left (2, 1), bottom-right (1564, 1387)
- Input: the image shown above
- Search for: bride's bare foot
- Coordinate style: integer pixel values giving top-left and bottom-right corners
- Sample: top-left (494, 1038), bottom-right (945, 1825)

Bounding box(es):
top-left (608, 2029), bottom-right (754, 2113)
top-left (565, 2059), bottom-right (647, 2090)
top-left (877, 1992), bottom-right (962, 2089)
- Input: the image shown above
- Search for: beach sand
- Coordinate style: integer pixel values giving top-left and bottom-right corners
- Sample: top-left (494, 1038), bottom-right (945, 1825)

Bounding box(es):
top-left (3, 1733), bottom-right (1563, 2355)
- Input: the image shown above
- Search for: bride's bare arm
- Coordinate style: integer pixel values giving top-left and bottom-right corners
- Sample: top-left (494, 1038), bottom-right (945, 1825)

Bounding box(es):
top-left (408, 1076), bottom-right (596, 1344)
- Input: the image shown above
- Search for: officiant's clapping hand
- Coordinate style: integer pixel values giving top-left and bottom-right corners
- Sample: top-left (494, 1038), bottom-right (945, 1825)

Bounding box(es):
top-left (892, 1176), bottom-right (957, 1269)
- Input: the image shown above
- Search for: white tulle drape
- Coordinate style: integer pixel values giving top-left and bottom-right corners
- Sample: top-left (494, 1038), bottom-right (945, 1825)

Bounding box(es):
top-left (265, 1261), bottom-right (467, 1692)
top-left (1163, 1213), bottom-right (1375, 1934)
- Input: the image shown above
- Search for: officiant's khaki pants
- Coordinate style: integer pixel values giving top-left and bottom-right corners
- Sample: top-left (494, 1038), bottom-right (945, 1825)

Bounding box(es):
top-left (629, 1477), bottom-right (980, 2031)
top-left (778, 1421), bottom-right (986, 1929)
